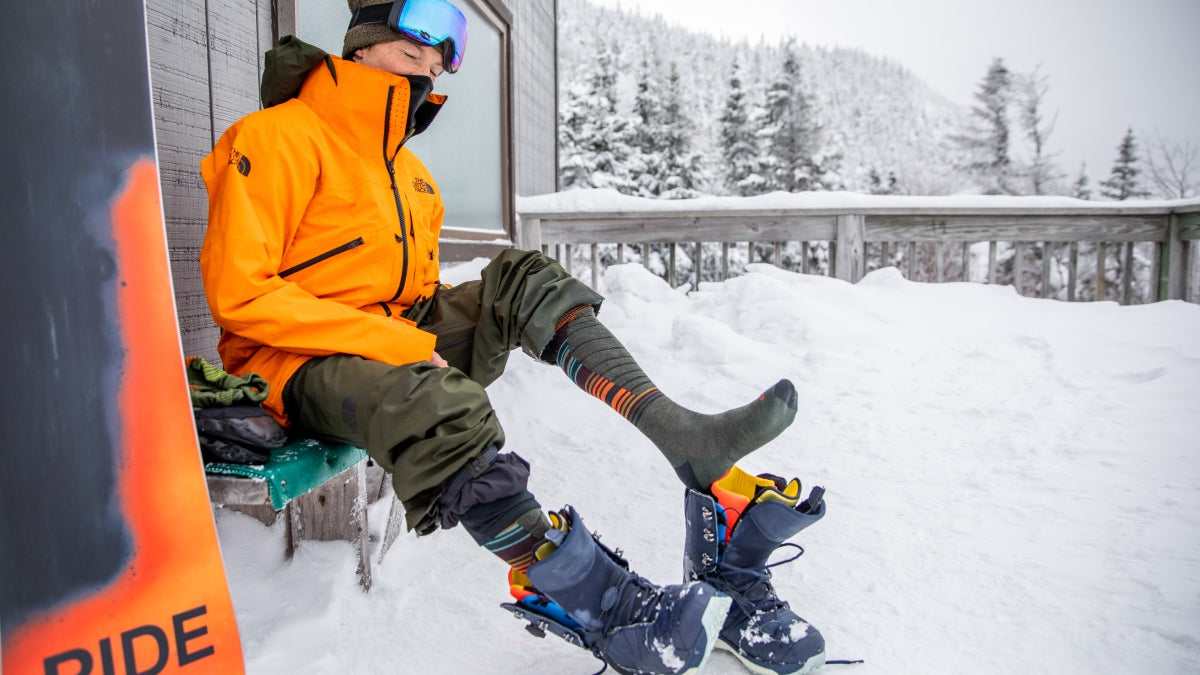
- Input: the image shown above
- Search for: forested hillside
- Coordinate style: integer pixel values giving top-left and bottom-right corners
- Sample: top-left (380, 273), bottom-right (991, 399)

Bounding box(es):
top-left (558, 0), bottom-right (972, 196)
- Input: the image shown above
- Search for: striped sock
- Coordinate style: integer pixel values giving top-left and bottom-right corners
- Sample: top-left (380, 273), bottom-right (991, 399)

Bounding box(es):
top-left (545, 306), bottom-right (798, 490)
top-left (481, 509), bottom-right (550, 572)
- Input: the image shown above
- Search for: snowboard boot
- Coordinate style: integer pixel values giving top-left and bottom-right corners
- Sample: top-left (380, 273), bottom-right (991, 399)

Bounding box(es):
top-left (504, 505), bottom-right (731, 675)
top-left (683, 468), bottom-right (827, 675)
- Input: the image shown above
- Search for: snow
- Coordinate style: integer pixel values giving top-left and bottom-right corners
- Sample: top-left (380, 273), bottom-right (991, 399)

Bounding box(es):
top-left (214, 257), bottom-right (1200, 674)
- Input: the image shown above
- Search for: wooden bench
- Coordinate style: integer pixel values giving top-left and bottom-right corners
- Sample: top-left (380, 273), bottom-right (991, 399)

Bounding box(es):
top-left (205, 438), bottom-right (405, 591)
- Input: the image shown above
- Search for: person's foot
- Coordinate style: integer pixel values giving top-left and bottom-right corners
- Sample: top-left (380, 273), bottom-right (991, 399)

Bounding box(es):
top-left (517, 506), bottom-right (731, 674)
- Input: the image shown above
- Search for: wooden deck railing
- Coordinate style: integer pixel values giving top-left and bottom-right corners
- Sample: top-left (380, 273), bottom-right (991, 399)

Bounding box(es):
top-left (515, 193), bottom-right (1200, 304)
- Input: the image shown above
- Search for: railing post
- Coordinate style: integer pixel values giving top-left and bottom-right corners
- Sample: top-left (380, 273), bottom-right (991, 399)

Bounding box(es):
top-left (591, 243), bottom-right (599, 290)
top-left (669, 242), bottom-right (677, 287)
top-left (1014, 242), bottom-right (1024, 296)
top-left (518, 217), bottom-right (542, 252)
top-left (1042, 242), bottom-right (1052, 299)
top-left (1068, 242), bottom-right (1079, 301)
top-left (1121, 242), bottom-right (1134, 304)
top-left (835, 214), bottom-right (865, 283)
top-left (1160, 213), bottom-right (1185, 301)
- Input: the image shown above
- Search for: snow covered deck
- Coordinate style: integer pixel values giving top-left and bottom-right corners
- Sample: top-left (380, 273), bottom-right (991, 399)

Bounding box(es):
top-left (517, 190), bottom-right (1200, 303)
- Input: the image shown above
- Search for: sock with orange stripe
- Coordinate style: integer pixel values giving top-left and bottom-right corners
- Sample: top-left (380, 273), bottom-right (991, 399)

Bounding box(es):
top-left (477, 507), bottom-right (551, 573)
top-left (543, 306), bottom-right (798, 490)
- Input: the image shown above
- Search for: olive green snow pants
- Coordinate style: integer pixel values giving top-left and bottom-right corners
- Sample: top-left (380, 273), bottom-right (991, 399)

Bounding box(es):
top-left (282, 249), bottom-right (602, 533)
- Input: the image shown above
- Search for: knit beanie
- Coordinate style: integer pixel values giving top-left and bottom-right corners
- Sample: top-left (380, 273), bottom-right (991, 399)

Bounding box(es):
top-left (343, 0), bottom-right (403, 59)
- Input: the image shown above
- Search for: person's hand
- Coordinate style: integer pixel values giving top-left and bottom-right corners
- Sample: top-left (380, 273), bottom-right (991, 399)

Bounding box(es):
top-left (430, 351), bottom-right (449, 368)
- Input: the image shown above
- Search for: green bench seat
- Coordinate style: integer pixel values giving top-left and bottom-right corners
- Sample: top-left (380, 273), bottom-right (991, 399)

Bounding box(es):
top-left (205, 438), bottom-right (383, 591)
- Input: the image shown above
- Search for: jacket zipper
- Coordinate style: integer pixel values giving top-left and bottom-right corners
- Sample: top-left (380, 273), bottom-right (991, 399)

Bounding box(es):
top-left (279, 237), bottom-right (364, 277)
top-left (383, 85), bottom-right (411, 303)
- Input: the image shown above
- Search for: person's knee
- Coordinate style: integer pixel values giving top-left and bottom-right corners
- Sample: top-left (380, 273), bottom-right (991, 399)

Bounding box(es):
top-left (482, 250), bottom-right (603, 362)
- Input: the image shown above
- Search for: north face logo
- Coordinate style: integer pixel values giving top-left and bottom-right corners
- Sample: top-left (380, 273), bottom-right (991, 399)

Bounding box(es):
top-left (412, 177), bottom-right (435, 194)
top-left (230, 148), bottom-right (251, 177)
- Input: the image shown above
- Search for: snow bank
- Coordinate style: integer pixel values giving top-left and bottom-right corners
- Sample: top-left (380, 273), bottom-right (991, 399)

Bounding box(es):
top-left (216, 260), bottom-right (1200, 674)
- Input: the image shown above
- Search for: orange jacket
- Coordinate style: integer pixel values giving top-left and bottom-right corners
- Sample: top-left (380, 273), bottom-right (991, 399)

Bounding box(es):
top-left (200, 57), bottom-right (447, 424)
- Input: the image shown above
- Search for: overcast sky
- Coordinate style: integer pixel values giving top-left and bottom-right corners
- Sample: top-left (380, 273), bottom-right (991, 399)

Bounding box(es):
top-left (588, 0), bottom-right (1200, 188)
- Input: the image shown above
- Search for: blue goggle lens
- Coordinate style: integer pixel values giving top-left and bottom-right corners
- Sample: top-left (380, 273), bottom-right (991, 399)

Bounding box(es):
top-left (389, 0), bottom-right (468, 73)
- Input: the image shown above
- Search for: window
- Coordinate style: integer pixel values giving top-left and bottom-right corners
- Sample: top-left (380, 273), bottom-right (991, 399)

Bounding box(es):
top-left (294, 0), bottom-right (511, 236)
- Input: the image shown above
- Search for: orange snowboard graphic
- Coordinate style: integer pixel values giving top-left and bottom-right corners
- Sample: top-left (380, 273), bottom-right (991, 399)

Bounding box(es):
top-left (2, 161), bottom-right (244, 674)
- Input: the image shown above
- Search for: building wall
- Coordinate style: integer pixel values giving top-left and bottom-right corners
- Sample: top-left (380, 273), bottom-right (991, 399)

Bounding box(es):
top-left (146, 0), bottom-right (275, 365)
top-left (510, 0), bottom-right (559, 196)
top-left (146, 0), bottom-right (557, 365)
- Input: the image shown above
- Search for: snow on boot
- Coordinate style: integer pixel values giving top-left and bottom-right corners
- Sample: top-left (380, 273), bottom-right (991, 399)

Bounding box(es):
top-left (683, 469), bottom-right (827, 675)
top-left (520, 505), bottom-right (731, 675)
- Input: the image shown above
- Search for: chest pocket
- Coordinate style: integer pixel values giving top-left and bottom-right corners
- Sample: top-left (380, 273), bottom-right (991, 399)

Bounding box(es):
top-left (280, 176), bottom-right (403, 301)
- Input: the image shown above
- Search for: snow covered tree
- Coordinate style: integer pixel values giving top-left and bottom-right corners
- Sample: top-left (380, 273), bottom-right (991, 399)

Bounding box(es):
top-left (718, 59), bottom-right (764, 196)
top-left (1017, 65), bottom-right (1061, 195)
top-left (1099, 128), bottom-right (1149, 200)
top-left (628, 53), bottom-right (664, 197)
top-left (657, 62), bottom-right (704, 198)
top-left (1071, 162), bottom-right (1092, 200)
top-left (558, 40), bottom-right (637, 193)
top-left (955, 57), bottom-right (1015, 194)
top-left (760, 41), bottom-right (829, 192)
top-left (868, 168), bottom-right (899, 195)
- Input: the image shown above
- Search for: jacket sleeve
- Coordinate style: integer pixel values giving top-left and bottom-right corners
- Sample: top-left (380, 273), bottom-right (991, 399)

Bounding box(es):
top-left (199, 113), bottom-right (436, 366)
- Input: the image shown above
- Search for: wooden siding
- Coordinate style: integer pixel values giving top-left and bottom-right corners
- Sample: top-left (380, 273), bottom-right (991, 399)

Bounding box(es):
top-left (510, 0), bottom-right (558, 197)
top-left (147, 0), bottom-right (274, 365)
top-left (149, 0), bottom-right (553, 365)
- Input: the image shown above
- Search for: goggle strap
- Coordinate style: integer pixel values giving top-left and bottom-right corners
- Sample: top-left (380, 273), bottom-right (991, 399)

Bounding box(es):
top-left (348, 2), bottom-right (393, 30)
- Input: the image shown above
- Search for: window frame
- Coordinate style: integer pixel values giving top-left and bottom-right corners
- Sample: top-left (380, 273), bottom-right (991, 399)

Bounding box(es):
top-left (276, 0), bottom-right (516, 258)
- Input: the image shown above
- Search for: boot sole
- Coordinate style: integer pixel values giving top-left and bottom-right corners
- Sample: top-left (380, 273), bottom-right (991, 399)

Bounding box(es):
top-left (716, 638), bottom-right (827, 675)
top-left (680, 593), bottom-right (733, 675)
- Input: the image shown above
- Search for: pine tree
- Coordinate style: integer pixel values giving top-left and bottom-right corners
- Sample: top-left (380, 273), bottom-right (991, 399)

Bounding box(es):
top-left (658, 62), bottom-right (702, 198)
top-left (955, 57), bottom-right (1014, 194)
top-left (760, 41), bottom-right (827, 192)
top-left (629, 53), bottom-right (664, 197)
top-left (558, 80), bottom-right (594, 190)
top-left (1071, 162), bottom-right (1092, 200)
top-left (718, 60), bottom-right (762, 196)
top-left (1099, 128), bottom-right (1149, 200)
top-left (557, 40), bottom-right (637, 194)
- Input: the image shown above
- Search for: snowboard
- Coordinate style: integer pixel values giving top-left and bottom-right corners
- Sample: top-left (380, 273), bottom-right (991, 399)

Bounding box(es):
top-left (0, 1), bottom-right (244, 673)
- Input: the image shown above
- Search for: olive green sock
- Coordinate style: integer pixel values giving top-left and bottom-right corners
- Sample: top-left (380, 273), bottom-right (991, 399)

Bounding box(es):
top-left (544, 307), bottom-right (798, 490)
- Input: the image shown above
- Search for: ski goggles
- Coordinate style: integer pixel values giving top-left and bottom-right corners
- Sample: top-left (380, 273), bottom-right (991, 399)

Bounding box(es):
top-left (349, 0), bottom-right (468, 73)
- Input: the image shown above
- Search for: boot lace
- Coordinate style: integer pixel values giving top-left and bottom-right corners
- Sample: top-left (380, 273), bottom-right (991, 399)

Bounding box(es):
top-left (600, 568), bottom-right (664, 630)
top-left (715, 542), bottom-right (805, 617)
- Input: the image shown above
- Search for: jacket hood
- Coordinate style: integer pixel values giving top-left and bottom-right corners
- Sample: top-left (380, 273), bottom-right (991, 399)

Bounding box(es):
top-left (260, 35), bottom-right (444, 140)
